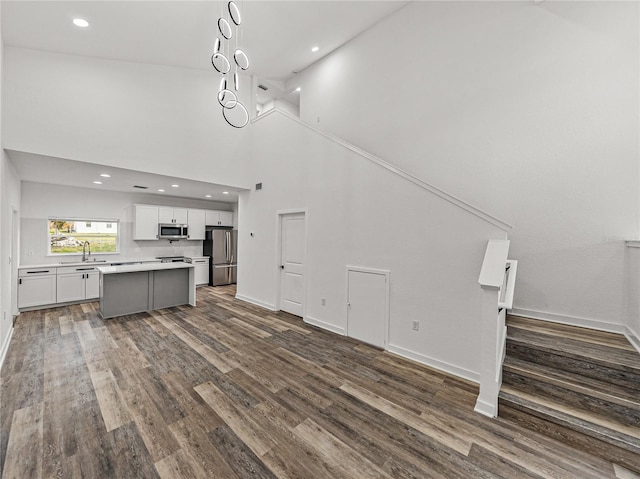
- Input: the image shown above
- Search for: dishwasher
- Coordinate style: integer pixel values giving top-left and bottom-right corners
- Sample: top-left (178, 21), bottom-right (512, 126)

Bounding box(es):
top-left (184, 257), bottom-right (210, 286)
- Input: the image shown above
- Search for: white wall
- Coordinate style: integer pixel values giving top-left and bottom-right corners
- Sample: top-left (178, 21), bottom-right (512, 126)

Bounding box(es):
top-left (1, 4), bottom-right (23, 362)
top-left (0, 152), bottom-right (18, 364)
top-left (3, 47), bottom-right (251, 189)
top-left (20, 182), bottom-right (234, 266)
top-left (238, 111), bottom-right (506, 380)
top-left (293, 1), bottom-right (639, 330)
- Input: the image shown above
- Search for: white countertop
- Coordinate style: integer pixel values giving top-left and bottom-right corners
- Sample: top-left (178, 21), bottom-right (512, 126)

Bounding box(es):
top-left (97, 262), bottom-right (194, 275)
top-left (19, 257), bottom-right (162, 269)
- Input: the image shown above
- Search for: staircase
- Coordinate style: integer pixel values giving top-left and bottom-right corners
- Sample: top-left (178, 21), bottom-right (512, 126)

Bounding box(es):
top-left (498, 316), bottom-right (640, 473)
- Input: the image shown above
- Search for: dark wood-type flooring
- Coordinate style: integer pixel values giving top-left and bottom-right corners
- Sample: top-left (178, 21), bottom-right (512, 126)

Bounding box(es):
top-left (500, 315), bottom-right (640, 474)
top-left (1, 286), bottom-right (638, 478)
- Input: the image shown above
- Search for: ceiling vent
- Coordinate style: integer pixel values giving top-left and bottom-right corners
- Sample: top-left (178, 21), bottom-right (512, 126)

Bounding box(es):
top-left (258, 84), bottom-right (268, 91)
top-left (133, 185), bottom-right (148, 189)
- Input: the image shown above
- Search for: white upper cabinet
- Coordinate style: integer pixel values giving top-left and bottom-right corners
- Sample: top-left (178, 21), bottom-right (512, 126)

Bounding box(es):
top-left (206, 210), bottom-right (234, 227)
top-left (158, 207), bottom-right (188, 224)
top-left (187, 209), bottom-right (206, 240)
top-left (133, 205), bottom-right (159, 240)
top-left (219, 211), bottom-right (233, 227)
top-left (135, 204), bottom-right (231, 242)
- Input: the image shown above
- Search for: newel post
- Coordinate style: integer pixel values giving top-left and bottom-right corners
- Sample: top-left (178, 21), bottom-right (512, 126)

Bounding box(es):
top-left (474, 240), bottom-right (510, 418)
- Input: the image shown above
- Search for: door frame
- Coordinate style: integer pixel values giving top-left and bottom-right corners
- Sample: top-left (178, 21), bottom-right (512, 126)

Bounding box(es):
top-left (346, 265), bottom-right (391, 349)
top-left (275, 209), bottom-right (308, 317)
top-left (11, 207), bottom-right (19, 319)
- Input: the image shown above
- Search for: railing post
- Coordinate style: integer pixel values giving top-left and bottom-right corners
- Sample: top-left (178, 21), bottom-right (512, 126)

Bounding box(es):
top-left (475, 285), bottom-right (502, 417)
top-left (475, 239), bottom-right (510, 418)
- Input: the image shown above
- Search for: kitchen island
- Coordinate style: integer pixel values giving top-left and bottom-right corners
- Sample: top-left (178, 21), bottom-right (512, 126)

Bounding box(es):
top-left (97, 262), bottom-right (195, 319)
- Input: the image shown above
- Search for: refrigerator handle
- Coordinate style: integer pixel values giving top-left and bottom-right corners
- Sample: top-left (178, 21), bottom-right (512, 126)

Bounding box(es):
top-left (226, 231), bottom-right (230, 263)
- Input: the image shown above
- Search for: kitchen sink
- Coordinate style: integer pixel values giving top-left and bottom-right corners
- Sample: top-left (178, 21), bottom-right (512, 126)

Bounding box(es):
top-left (58, 259), bottom-right (108, 264)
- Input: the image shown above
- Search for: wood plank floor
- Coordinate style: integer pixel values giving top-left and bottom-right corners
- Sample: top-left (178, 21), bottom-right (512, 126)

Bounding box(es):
top-left (1, 285), bottom-right (637, 478)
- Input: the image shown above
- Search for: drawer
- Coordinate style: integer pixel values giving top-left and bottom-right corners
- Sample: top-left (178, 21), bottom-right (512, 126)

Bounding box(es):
top-left (19, 267), bottom-right (57, 277)
top-left (57, 265), bottom-right (98, 275)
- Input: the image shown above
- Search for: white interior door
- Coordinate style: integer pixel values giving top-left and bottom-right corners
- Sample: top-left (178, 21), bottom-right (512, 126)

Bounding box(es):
top-left (280, 213), bottom-right (305, 317)
top-left (347, 268), bottom-right (389, 349)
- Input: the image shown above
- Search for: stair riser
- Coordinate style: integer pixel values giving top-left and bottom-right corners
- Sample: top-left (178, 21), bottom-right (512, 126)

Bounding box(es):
top-left (502, 369), bottom-right (640, 429)
top-left (506, 342), bottom-right (640, 390)
top-left (499, 399), bottom-right (640, 474)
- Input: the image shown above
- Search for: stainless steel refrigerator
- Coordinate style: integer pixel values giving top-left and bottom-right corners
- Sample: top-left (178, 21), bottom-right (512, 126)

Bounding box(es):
top-left (203, 227), bottom-right (237, 286)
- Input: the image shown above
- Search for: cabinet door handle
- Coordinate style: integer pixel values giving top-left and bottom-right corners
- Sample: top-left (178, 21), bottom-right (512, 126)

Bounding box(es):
top-left (19, 278), bottom-right (22, 285)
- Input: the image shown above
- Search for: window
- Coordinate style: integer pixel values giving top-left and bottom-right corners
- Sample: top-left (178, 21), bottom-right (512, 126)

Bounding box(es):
top-left (48, 219), bottom-right (119, 255)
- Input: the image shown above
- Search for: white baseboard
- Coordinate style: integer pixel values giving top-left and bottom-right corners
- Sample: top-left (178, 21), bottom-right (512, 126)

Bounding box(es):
top-left (474, 398), bottom-right (498, 418)
top-left (509, 308), bottom-right (625, 335)
top-left (234, 294), bottom-right (277, 311)
top-left (386, 344), bottom-right (479, 384)
top-left (0, 326), bottom-right (14, 371)
top-left (624, 326), bottom-right (640, 354)
top-left (304, 316), bottom-right (345, 336)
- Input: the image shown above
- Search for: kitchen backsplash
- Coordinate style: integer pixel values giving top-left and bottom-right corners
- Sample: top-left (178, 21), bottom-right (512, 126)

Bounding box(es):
top-left (21, 218), bottom-right (206, 266)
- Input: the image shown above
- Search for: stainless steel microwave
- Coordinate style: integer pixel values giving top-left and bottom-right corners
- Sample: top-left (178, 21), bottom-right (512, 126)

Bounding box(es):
top-left (158, 223), bottom-right (188, 239)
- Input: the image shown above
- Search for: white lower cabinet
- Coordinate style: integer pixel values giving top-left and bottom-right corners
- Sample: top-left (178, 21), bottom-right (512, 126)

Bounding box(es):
top-left (86, 272), bottom-right (100, 299)
top-left (57, 266), bottom-right (101, 303)
top-left (57, 272), bottom-right (85, 303)
top-left (18, 268), bottom-right (57, 308)
top-left (18, 260), bottom-right (161, 310)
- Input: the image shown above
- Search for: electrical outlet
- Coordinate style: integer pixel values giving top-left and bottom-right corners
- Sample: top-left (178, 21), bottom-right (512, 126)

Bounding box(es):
top-left (321, 298), bottom-right (326, 306)
top-left (412, 321), bottom-right (420, 331)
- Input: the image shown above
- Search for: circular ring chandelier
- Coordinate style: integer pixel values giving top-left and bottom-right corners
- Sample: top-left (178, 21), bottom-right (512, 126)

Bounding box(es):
top-left (212, 1), bottom-right (249, 128)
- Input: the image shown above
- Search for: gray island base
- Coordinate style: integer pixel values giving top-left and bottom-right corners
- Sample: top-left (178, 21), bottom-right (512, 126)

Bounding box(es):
top-left (97, 262), bottom-right (196, 319)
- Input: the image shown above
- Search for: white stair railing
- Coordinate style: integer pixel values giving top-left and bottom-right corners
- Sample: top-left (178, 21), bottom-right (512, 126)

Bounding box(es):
top-left (475, 240), bottom-right (518, 418)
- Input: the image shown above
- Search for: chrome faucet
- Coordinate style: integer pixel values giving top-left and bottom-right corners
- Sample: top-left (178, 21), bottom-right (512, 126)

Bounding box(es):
top-left (82, 241), bottom-right (91, 262)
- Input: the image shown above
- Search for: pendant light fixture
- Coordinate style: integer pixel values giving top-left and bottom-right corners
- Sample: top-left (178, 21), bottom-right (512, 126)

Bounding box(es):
top-left (211, 1), bottom-right (249, 128)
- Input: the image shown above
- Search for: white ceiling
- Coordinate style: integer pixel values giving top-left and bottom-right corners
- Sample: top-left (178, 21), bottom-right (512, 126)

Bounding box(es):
top-left (7, 150), bottom-right (244, 203)
top-left (1, 0), bottom-right (409, 202)
top-left (1, 1), bottom-right (409, 82)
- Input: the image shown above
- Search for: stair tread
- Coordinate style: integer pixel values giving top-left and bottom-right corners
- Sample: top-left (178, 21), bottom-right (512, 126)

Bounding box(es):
top-left (507, 315), bottom-right (636, 351)
top-left (507, 327), bottom-right (640, 371)
top-left (503, 356), bottom-right (640, 406)
top-left (500, 387), bottom-right (640, 452)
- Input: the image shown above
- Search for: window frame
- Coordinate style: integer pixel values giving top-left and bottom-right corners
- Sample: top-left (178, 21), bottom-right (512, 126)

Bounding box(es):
top-left (47, 217), bottom-right (121, 256)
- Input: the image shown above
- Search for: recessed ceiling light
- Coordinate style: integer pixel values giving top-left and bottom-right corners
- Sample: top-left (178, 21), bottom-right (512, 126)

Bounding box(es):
top-left (205, 195), bottom-right (212, 198)
top-left (171, 184), bottom-right (179, 188)
top-left (158, 189), bottom-right (165, 192)
top-left (311, 46), bottom-right (319, 53)
top-left (73, 18), bottom-right (89, 28)
top-left (296, 87), bottom-right (301, 92)
top-left (100, 173), bottom-right (110, 178)
top-left (93, 181), bottom-right (102, 185)
top-left (222, 191), bottom-right (229, 195)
